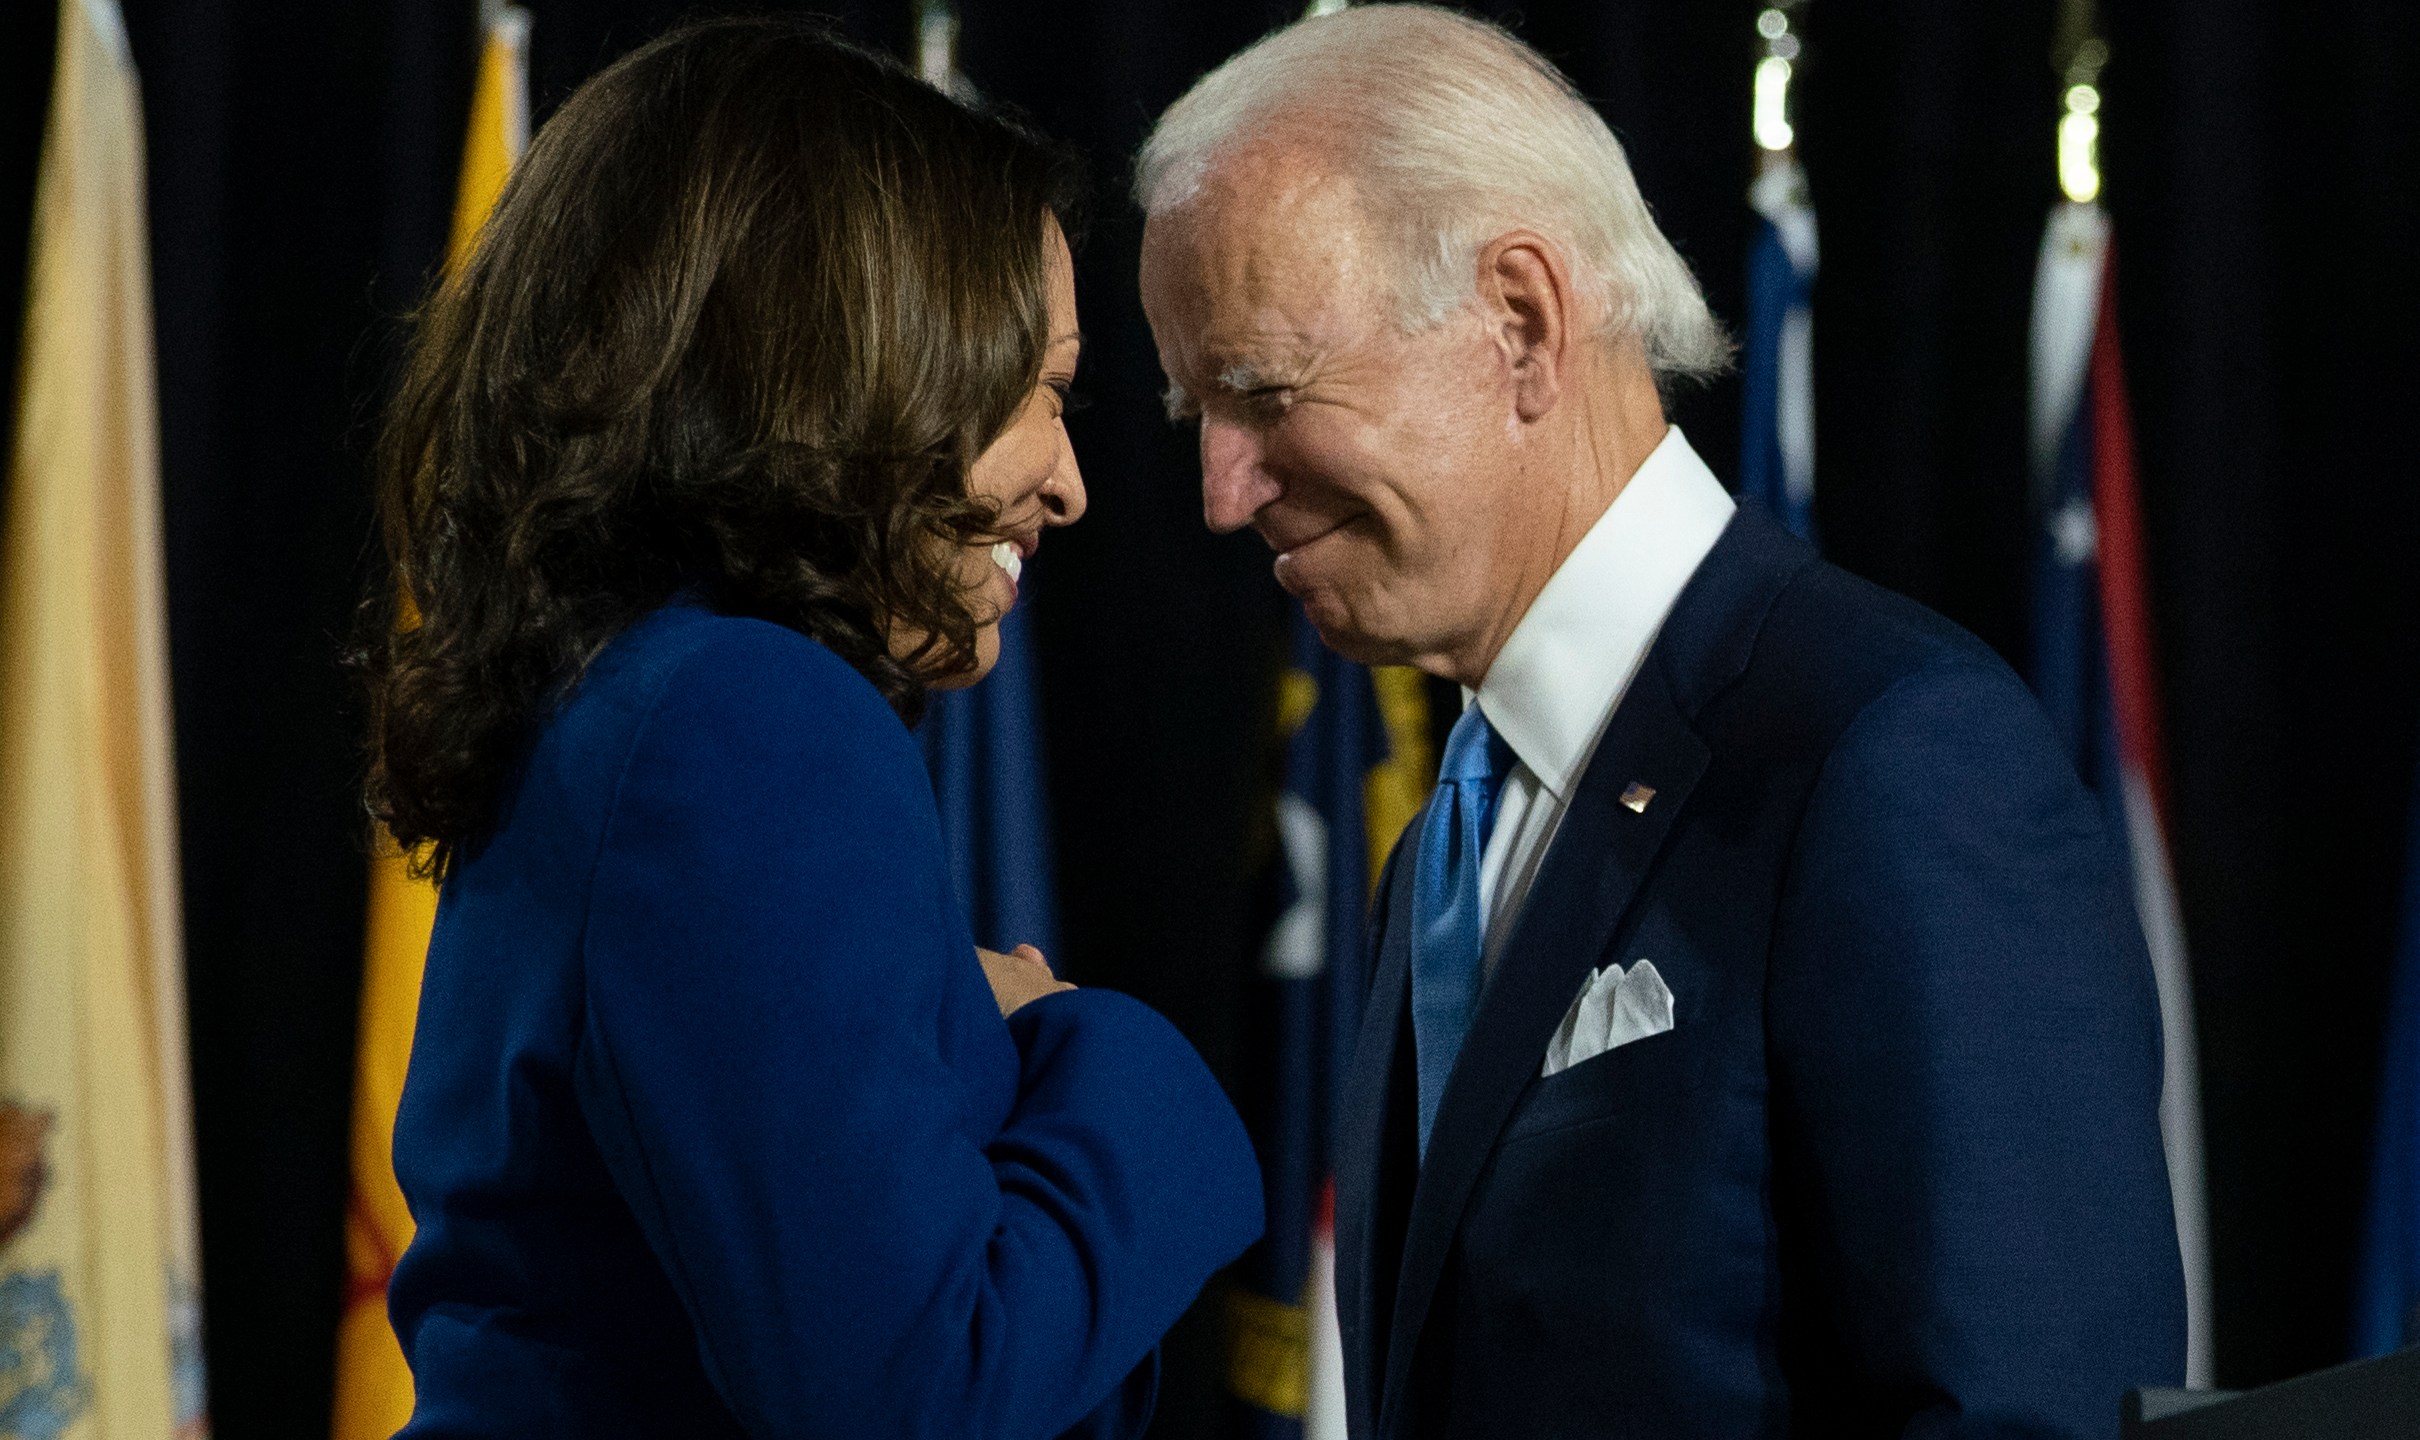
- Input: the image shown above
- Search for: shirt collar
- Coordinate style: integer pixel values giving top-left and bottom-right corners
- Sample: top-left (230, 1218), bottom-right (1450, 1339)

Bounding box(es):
top-left (1473, 426), bottom-right (1736, 802)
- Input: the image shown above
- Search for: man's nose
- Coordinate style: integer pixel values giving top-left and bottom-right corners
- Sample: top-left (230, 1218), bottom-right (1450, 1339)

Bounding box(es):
top-left (1200, 418), bottom-right (1281, 534)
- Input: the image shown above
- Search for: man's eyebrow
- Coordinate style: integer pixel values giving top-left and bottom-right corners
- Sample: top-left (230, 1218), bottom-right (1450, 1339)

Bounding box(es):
top-left (1215, 362), bottom-right (1291, 393)
top-left (1162, 358), bottom-right (1300, 422)
top-left (1161, 379), bottom-right (1195, 422)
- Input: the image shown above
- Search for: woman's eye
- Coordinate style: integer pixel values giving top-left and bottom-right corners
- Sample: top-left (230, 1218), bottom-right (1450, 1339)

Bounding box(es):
top-left (1061, 390), bottom-right (1092, 415)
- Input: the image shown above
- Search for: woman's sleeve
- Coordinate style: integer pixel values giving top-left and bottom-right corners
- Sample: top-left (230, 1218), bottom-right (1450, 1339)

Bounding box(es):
top-left (569, 624), bottom-right (1263, 1439)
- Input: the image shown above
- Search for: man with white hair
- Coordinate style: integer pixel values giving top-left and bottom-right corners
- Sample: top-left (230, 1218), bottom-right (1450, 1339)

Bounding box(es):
top-left (1137, 7), bottom-right (2185, 1437)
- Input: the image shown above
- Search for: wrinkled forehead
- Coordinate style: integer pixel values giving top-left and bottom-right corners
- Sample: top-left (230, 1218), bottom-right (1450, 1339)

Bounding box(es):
top-left (1142, 146), bottom-right (1391, 354)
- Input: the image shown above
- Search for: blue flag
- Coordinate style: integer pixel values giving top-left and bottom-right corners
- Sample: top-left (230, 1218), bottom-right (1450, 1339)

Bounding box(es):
top-left (2354, 758), bottom-right (2420, 1356)
top-left (1229, 619), bottom-right (1428, 1438)
top-left (916, 605), bottom-right (1059, 956)
top-left (1738, 155), bottom-right (1817, 542)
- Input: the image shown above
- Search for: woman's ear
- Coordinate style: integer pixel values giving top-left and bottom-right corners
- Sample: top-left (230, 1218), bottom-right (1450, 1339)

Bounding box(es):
top-left (1475, 231), bottom-right (1573, 423)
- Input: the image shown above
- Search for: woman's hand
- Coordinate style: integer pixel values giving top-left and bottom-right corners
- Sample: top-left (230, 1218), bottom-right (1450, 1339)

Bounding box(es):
top-left (976, 944), bottom-right (1074, 1016)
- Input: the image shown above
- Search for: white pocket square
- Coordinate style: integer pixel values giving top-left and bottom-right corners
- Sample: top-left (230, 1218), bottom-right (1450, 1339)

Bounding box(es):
top-left (1541, 959), bottom-right (1675, 1077)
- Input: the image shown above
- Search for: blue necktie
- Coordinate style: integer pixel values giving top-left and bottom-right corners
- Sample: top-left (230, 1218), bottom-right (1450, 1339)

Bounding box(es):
top-left (1410, 703), bottom-right (1514, 1160)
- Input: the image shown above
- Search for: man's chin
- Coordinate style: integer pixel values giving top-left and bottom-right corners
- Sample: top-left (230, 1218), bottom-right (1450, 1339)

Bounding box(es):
top-left (1297, 598), bottom-right (1411, 669)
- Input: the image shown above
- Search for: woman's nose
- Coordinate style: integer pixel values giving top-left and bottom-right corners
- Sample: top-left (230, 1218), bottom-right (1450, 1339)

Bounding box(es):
top-left (1040, 442), bottom-right (1086, 526)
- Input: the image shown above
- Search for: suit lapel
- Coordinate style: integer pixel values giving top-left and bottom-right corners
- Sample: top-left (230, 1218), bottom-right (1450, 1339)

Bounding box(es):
top-left (1336, 829), bottom-right (1419, 1436)
top-left (1375, 654), bottom-right (1712, 1434)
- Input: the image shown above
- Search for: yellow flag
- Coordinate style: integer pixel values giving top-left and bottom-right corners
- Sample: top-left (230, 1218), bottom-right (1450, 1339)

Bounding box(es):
top-left (0, 0), bottom-right (208, 1434)
top-left (329, 9), bottom-right (528, 1438)
top-left (444, 7), bottom-right (533, 280)
top-left (1363, 667), bottom-right (1431, 887)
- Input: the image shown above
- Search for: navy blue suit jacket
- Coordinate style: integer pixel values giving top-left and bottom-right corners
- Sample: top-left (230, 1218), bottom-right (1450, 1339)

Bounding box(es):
top-left (388, 603), bottom-right (1263, 1438)
top-left (1336, 507), bottom-right (2186, 1439)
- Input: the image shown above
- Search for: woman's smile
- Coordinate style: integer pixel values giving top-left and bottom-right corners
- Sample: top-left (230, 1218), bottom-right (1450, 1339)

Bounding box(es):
top-left (989, 540), bottom-right (1025, 588)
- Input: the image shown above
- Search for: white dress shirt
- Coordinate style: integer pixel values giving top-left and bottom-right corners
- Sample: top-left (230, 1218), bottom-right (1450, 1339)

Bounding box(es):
top-left (1473, 426), bottom-right (1737, 970)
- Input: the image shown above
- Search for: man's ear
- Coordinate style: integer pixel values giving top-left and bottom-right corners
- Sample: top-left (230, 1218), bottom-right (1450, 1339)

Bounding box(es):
top-left (1476, 230), bottom-right (1573, 423)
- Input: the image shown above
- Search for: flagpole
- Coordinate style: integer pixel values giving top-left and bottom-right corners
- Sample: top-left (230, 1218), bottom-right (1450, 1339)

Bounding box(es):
top-left (1739, 2), bottom-right (1818, 541)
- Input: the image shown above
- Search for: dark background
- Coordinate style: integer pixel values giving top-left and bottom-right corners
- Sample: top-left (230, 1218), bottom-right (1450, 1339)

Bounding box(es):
top-left (3, 1), bottom-right (2415, 1435)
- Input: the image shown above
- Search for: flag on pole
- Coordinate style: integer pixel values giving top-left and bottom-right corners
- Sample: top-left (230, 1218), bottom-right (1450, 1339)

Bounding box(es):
top-left (2028, 196), bottom-right (2213, 1387)
top-left (1739, 3), bottom-right (1816, 542)
top-left (331, 10), bottom-right (527, 1438)
top-left (442, 8), bottom-right (531, 279)
top-left (0, 0), bottom-right (208, 1433)
top-left (915, 606), bottom-right (1062, 955)
top-left (1738, 153), bottom-right (1817, 541)
top-left (2353, 754), bottom-right (2420, 1357)
top-left (1228, 620), bottom-right (1429, 1440)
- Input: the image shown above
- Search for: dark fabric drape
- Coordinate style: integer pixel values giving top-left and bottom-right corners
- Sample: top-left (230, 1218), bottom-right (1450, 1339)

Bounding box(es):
top-left (2105, 0), bottom-right (2420, 1385)
top-left (2, 2), bottom-right (2412, 1434)
top-left (1800, 0), bottom-right (2059, 663)
top-left (526, 0), bottom-right (912, 121)
top-left (117, 4), bottom-right (475, 1434)
top-left (0, 0), bottom-right (59, 475)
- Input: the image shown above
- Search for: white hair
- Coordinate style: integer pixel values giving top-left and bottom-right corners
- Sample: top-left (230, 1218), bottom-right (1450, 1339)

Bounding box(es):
top-left (1135, 4), bottom-right (1730, 385)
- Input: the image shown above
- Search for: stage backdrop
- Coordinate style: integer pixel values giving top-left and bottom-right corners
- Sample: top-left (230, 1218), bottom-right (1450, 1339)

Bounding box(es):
top-left (0, 2), bottom-right (2413, 1435)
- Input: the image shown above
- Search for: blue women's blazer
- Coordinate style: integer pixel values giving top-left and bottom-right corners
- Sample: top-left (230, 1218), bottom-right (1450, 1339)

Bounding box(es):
top-left (1336, 506), bottom-right (2186, 1439)
top-left (388, 602), bottom-right (1263, 1439)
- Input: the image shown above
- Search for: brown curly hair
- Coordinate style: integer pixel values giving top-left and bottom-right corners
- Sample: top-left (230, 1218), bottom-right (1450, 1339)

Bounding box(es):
top-left (359, 16), bottom-right (1081, 880)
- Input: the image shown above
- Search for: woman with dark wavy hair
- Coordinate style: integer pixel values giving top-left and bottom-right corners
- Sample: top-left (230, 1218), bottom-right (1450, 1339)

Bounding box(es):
top-left (361, 19), bottom-right (1260, 1437)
